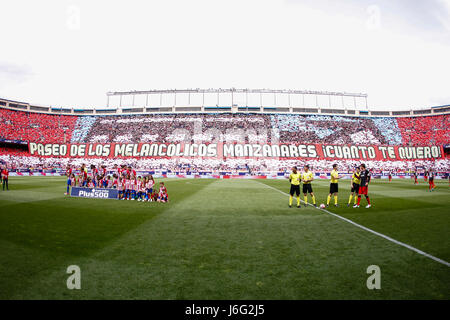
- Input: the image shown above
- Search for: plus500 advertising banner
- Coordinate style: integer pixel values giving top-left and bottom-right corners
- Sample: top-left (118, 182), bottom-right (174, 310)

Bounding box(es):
top-left (70, 187), bottom-right (119, 199)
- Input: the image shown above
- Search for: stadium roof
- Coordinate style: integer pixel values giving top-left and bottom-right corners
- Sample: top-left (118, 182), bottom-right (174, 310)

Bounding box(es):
top-left (1, 93), bottom-right (449, 118)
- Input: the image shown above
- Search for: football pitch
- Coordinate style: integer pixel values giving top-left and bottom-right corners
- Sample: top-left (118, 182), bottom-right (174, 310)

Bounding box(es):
top-left (0, 176), bottom-right (449, 300)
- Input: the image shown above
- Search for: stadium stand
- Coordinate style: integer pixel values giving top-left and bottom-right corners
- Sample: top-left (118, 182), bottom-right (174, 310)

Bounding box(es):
top-left (1, 107), bottom-right (448, 146)
top-left (66, 113), bottom-right (444, 146)
top-left (397, 114), bottom-right (449, 146)
top-left (71, 116), bottom-right (97, 143)
top-left (1, 152), bottom-right (448, 174)
top-left (1, 106), bottom-right (449, 174)
top-left (270, 114), bottom-right (397, 145)
top-left (0, 109), bottom-right (77, 143)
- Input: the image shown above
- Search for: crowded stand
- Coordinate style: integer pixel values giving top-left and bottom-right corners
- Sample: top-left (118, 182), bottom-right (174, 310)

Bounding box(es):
top-left (270, 115), bottom-right (402, 145)
top-left (1, 152), bottom-right (449, 175)
top-left (397, 114), bottom-right (449, 146)
top-left (0, 109), bottom-right (77, 143)
top-left (0, 107), bottom-right (449, 175)
top-left (1, 107), bottom-right (448, 146)
top-left (81, 113), bottom-right (404, 145)
top-left (71, 116), bottom-right (97, 143)
top-left (81, 114), bottom-right (274, 144)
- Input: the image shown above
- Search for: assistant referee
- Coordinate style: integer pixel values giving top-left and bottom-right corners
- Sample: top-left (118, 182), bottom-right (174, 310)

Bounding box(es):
top-left (302, 165), bottom-right (317, 207)
top-left (289, 166), bottom-right (301, 208)
top-left (327, 163), bottom-right (340, 207)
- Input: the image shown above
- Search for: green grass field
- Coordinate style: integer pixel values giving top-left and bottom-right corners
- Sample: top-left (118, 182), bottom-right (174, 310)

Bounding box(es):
top-left (0, 176), bottom-right (449, 299)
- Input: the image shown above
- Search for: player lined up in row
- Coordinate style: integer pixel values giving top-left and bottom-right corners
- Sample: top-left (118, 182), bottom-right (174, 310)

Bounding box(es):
top-left (65, 164), bottom-right (169, 202)
top-left (288, 163), bottom-right (371, 209)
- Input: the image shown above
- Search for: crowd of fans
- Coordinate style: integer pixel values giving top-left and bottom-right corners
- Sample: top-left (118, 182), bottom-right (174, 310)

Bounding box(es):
top-left (1, 152), bottom-right (448, 175)
top-left (397, 114), bottom-right (449, 146)
top-left (81, 114), bottom-right (408, 145)
top-left (80, 114), bottom-right (274, 144)
top-left (0, 108), bottom-right (449, 174)
top-left (71, 116), bottom-right (97, 143)
top-left (0, 147), bottom-right (30, 157)
top-left (270, 115), bottom-right (403, 145)
top-left (1, 108), bottom-right (448, 146)
top-left (0, 109), bottom-right (77, 143)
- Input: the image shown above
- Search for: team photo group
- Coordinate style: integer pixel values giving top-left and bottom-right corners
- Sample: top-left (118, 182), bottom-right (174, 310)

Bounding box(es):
top-left (65, 164), bottom-right (169, 202)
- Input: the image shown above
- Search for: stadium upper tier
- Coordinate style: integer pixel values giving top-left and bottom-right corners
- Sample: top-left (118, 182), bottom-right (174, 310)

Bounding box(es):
top-left (0, 106), bottom-right (449, 146)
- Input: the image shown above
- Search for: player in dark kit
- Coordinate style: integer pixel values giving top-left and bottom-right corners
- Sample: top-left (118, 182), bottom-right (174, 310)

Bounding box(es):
top-left (354, 164), bottom-right (371, 208)
top-left (428, 170), bottom-right (436, 191)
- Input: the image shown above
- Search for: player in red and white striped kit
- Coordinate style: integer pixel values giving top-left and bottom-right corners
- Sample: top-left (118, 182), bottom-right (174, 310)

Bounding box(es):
top-left (136, 177), bottom-right (144, 201)
top-left (146, 175), bottom-right (155, 201)
top-left (118, 177), bottom-right (125, 200)
top-left (112, 174), bottom-right (119, 189)
top-left (124, 175), bottom-right (132, 200)
top-left (107, 176), bottom-right (113, 188)
top-left (130, 176), bottom-right (137, 200)
top-left (87, 177), bottom-right (95, 188)
top-left (101, 165), bottom-right (107, 177)
top-left (157, 182), bottom-right (169, 203)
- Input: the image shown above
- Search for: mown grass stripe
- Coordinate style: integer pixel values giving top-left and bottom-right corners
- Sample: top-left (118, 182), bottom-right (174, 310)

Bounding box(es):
top-left (257, 181), bottom-right (450, 268)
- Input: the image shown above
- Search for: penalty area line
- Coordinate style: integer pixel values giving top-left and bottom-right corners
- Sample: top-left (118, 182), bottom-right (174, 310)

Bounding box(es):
top-left (257, 181), bottom-right (450, 268)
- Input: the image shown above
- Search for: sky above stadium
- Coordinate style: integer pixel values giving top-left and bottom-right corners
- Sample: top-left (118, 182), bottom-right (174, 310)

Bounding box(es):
top-left (0, 0), bottom-right (449, 110)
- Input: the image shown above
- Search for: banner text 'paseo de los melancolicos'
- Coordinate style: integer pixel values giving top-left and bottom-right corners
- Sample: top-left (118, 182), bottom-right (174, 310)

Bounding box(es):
top-left (28, 142), bottom-right (444, 160)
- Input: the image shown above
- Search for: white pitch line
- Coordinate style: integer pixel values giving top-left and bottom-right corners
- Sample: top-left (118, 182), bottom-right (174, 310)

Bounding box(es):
top-left (258, 181), bottom-right (450, 268)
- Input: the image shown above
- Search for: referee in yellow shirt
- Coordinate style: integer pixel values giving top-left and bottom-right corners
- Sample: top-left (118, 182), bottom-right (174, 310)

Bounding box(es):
top-left (289, 166), bottom-right (301, 208)
top-left (327, 164), bottom-right (340, 207)
top-left (348, 167), bottom-right (361, 207)
top-left (302, 165), bottom-right (317, 207)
